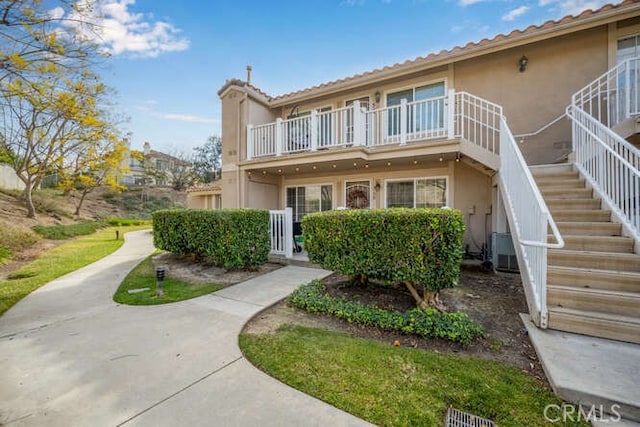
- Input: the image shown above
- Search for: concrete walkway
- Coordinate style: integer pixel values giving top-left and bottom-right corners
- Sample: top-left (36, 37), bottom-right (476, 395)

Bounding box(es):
top-left (0, 230), bottom-right (371, 426)
top-left (521, 314), bottom-right (640, 425)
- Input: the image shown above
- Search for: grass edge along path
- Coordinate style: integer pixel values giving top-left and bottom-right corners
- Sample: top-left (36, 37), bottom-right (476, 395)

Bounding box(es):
top-left (0, 225), bottom-right (150, 316)
top-left (240, 325), bottom-right (589, 427)
top-left (113, 254), bottom-right (221, 305)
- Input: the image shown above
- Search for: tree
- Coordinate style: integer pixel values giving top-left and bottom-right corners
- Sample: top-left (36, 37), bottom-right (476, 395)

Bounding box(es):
top-left (0, 66), bottom-right (115, 217)
top-left (57, 134), bottom-right (128, 216)
top-left (165, 151), bottom-right (194, 191)
top-left (192, 135), bottom-right (221, 184)
top-left (0, 0), bottom-right (102, 86)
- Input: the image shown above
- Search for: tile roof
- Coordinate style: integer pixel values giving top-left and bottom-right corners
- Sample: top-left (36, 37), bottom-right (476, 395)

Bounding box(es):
top-left (260, 0), bottom-right (638, 103)
top-left (186, 183), bottom-right (222, 193)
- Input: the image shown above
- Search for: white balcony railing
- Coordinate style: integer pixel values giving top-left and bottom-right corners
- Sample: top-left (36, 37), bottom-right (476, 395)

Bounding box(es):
top-left (248, 93), bottom-right (457, 158)
top-left (569, 57), bottom-right (640, 241)
top-left (498, 118), bottom-right (564, 328)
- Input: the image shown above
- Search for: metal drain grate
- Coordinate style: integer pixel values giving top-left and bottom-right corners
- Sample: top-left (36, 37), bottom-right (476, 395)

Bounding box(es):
top-left (445, 406), bottom-right (495, 427)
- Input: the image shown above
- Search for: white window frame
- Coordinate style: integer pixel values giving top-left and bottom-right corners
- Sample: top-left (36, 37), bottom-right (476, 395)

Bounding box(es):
top-left (285, 183), bottom-right (334, 222)
top-left (384, 176), bottom-right (449, 208)
top-left (382, 79), bottom-right (448, 108)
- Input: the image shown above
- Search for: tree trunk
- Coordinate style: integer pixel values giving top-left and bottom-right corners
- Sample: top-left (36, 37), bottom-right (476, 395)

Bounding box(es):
top-left (23, 183), bottom-right (36, 218)
top-left (74, 189), bottom-right (91, 216)
top-left (404, 282), bottom-right (445, 311)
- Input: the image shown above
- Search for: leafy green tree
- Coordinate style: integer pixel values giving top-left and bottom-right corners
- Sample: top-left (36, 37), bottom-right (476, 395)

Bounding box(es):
top-left (192, 135), bottom-right (221, 184)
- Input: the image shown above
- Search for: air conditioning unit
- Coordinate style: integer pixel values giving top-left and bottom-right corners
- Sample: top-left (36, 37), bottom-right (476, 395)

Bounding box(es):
top-left (491, 233), bottom-right (519, 273)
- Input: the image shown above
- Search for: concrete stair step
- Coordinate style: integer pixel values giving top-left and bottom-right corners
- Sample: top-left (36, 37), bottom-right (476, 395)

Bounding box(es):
top-left (548, 266), bottom-right (640, 293)
top-left (548, 249), bottom-right (640, 272)
top-left (553, 221), bottom-right (622, 236)
top-left (547, 307), bottom-right (640, 344)
top-left (529, 163), bottom-right (574, 175)
top-left (547, 285), bottom-right (640, 318)
top-left (540, 187), bottom-right (593, 199)
top-left (533, 171), bottom-right (580, 182)
top-left (546, 198), bottom-right (601, 210)
top-left (551, 235), bottom-right (635, 253)
top-left (551, 209), bottom-right (611, 222)
top-left (535, 178), bottom-right (586, 189)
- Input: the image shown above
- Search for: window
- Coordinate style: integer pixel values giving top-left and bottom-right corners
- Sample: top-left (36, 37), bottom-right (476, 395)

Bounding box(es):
top-left (345, 181), bottom-right (370, 209)
top-left (386, 178), bottom-right (447, 208)
top-left (617, 35), bottom-right (640, 116)
top-left (286, 185), bottom-right (333, 222)
top-left (386, 82), bottom-right (445, 136)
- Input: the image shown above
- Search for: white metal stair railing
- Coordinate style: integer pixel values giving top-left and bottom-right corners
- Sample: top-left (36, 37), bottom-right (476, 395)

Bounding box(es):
top-left (498, 117), bottom-right (564, 328)
top-left (569, 56), bottom-right (640, 240)
top-left (454, 91), bottom-right (502, 155)
top-left (269, 208), bottom-right (293, 258)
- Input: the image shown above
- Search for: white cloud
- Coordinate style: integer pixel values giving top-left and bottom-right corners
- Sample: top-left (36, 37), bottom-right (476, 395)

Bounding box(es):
top-left (538, 0), bottom-right (611, 15)
top-left (47, 6), bottom-right (65, 20)
top-left (502, 5), bottom-right (529, 21)
top-left (155, 113), bottom-right (218, 124)
top-left (61, 0), bottom-right (190, 58)
top-left (458, 0), bottom-right (487, 5)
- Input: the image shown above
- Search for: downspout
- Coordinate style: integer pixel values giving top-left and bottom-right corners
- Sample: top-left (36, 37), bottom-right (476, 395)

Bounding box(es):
top-left (238, 91), bottom-right (248, 208)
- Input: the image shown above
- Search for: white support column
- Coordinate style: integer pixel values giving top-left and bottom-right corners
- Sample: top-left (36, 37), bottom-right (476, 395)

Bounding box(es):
top-left (310, 110), bottom-right (318, 151)
top-left (275, 118), bottom-right (283, 156)
top-left (284, 207), bottom-right (293, 259)
top-left (352, 101), bottom-right (362, 146)
top-left (246, 124), bottom-right (254, 160)
top-left (447, 89), bottom-right (456, 140)
top-left (400, 98), bottom-right (407, 145)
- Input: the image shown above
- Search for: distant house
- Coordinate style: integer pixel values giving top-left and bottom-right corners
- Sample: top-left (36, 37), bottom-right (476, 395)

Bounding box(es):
top-left (186, 183), bottom-right (222, 209)
top-left (119, 142), bottom-right (191, 187)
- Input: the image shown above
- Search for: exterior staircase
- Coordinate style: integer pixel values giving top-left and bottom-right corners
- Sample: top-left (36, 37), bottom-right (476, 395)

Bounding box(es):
top-left (531, 163), bottom-right (640, 344)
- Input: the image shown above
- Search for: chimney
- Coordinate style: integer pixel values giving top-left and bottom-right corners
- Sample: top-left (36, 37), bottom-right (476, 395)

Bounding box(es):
top-left (143, 141), bottom-right (151, 155)
top-left (246, 65), bottom-right (252, 85)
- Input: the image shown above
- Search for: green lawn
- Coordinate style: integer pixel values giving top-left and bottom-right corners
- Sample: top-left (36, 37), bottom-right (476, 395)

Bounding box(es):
top-left (240, 325), bottom-right (589, 427)
top-left (0, 225), bottom-right (150, 316)
top-left (113, 254), bottom-right (221, 305)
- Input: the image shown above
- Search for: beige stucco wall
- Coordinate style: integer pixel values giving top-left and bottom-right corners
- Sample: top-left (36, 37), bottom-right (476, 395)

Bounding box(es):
top-left (187, 193), bottom-right (207, 209)
top-left (454, 26), bottom-right (610, 164)
top-left (220, 87), bottom-right (245, 208)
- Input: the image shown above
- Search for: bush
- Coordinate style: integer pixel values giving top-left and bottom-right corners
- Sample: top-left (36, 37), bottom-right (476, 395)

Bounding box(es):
top-left (32, 221), bottom-right (103, 240)
top-left (289, 281), bottom-right (483, 345)
top-left (0, 223), bottom-right (40, 254)
top-left (303, 208), bottom-right (465, 294)
top-left (105, 217), bottom-right (148, 227)
top-left (153, 209), bottom-right (270, 269)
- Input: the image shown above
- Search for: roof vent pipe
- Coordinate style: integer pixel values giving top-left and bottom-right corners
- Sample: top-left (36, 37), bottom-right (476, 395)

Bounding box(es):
top-left (246, 65), bottom-right (252, 85)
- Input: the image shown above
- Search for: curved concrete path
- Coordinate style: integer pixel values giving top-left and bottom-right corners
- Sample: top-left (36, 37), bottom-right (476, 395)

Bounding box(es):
top-left (0, 230), bottom-right (370, 426)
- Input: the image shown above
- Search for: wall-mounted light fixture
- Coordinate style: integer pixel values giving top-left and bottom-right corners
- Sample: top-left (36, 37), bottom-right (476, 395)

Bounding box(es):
top-left (439, 154), bottom-right (444, 162)
top-left (374, 90), bottom-right (381, 104)
top-left (455, 152), bottom-right (462, 162)
top-left (518, 55), bottom-right (528, 73)
top-left (374, 181), bottom-right (381, 191)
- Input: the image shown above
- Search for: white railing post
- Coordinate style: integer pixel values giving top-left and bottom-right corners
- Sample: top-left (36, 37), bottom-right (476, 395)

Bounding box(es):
top-left (400, 98), bottom-right (407, 145)
top-left (310, 110), bottom-right (318, 151)
top-left (284, 207), bottom-right (293, 259)
top-left (275, 118), bottom-right (283, 156)
top-left (247, 125), bottom-right (254, 160)
top-left (353, 101), bottom-right (362, 146)
top-left (447, 89), bottom-right (455, 139)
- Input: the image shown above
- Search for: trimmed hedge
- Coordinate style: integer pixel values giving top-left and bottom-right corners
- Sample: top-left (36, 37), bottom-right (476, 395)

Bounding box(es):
top-left (302, 208), bottom-right (465, 292)
top-left (32, 221), bottom-right (103, 240)
top-left (289, 280), bottom-right (483, 345)
top-left (152, 209), bottom-right (270, 269)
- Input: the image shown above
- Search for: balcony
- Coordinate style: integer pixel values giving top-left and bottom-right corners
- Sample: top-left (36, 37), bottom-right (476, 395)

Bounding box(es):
top-left (246, 90), bottom-right (502, 169)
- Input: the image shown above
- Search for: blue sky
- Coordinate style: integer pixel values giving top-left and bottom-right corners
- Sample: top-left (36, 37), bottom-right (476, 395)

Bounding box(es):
top-left (76, 0), bottom-right (619, 154)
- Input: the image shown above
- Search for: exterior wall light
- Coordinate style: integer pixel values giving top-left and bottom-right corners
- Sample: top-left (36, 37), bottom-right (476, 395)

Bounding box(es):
top-left (374, 181), bottom-right (381, 191)
top-left (519, 55), bottom-right (528, 72)
top-left (374, 90), bottom-right (381, 104)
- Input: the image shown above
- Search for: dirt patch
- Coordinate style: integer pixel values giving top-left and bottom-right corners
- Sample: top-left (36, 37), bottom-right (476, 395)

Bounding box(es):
top-left (151, 252), bottom-right (283, 288)
top-left (244, 264), bottom-right (547, 385)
